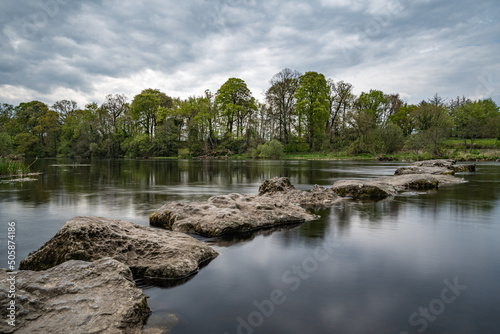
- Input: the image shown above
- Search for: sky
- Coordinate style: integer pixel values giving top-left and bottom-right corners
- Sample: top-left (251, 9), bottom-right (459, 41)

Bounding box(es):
top-left (0, 0), bottom-right (499, 108)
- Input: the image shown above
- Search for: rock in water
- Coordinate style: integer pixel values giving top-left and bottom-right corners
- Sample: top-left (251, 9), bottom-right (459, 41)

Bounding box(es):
top-left (0, 258), bottom-right (150, 334)
top-left (449, 164), bottom-right (476, 173)
top-left (394, 166), bottom-right (455, 175)
top-left (396, 159), bottom-right (475, 175)
top-left (19, 216), bottom-right (218, 279)
top-left (258, 177), bottom-right (340, 207)
top-left (331, 180), bottom-right (397, 199)
top-left (412, 159), bottom-right (456, 167)
top-left (150, 192), bottom-right (314, 237)
top-left (375, 174), bottom-right (440, 191)
top-left (258, 177), bottom-right (296, 195)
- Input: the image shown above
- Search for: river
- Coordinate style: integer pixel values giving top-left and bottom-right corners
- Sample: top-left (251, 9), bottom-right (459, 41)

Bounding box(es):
top-left (1, 159), bottom-right (499, 333)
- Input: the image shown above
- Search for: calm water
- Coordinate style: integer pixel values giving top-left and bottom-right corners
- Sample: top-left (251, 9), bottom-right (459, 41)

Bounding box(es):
top-left (1, 159), bottom-right (499, 334)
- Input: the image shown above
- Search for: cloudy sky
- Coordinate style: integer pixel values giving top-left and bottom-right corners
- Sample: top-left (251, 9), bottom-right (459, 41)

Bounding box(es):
top-left (1, 0), bottom-right (499, 108)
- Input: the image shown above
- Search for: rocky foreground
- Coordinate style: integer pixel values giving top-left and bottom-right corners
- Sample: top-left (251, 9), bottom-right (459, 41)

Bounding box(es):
top-left (0, 258), bottom-right (150, 334)
top-left (20, 216), bottom-right (218, 279)
top-left (150, 159), bottom-right (474, 236)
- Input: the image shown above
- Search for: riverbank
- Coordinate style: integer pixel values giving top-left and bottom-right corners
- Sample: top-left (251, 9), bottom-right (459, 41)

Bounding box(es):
top-left (280, 149), bottom-right (500, 162)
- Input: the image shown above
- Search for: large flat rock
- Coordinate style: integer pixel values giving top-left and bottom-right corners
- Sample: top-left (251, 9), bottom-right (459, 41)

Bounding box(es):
top-left (412, 159), bottom-right (456, 167)
top-left (396, 159), bottom-right (475, 175)
top-left (0, 258), bottom-right (150, 334)
top-left (150, 192), bottom-right (315, 237)
top-left (332, 179), bottom-right (397, 199)
top-left (395, 165), bottom-right (455, 175)
top-left (19, 216), bottom-right (218, 279)
top-left (375, 174), bottom-right (440, 190)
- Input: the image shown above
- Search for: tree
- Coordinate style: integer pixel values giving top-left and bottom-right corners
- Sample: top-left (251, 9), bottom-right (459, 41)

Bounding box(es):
top-left (131, 89), bottom-right (172, 137)
top-left (36, 109), bottom-right (61, 157)
top-left (13, 101), bottom-right (55, 156)
top-left (0, 103), bottom-right (14, 128)
top-left (52, 100), bottom-right (77, 122)
top-left (0, 104), bottom-right (14, 155)
top-left (388, 103), bottom-right (416, 136)
top-left (326, 80), bottom-right (354, 144)
top-left (101, 94), bottom-right (128, 131)
top-left (294, 71), bottom-right (330, 150)
top-left (354, 90), bottom-right (388, 126)
top-left (215, 78), bottom-right (257, 139)
top-left (265, 69), bottom-right (301, 144)
top-left (451, 99), bottom-right (499, 152)
top-left (410, 101), bottom-right (452, 155)
top-left (369, 122), bottom-right (405, 155)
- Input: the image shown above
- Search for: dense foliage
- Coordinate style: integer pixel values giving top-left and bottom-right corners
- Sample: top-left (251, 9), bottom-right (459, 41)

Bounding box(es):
top-left (1, 70), bottom-right (499, 159)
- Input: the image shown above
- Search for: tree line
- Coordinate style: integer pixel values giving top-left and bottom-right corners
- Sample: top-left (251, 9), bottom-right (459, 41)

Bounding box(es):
top-left (1, 68), bottom-right (499, 159)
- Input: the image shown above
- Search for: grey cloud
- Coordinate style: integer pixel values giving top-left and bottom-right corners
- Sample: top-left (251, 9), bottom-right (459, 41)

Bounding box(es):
top-left (0, 0), bottom-right (499, 106)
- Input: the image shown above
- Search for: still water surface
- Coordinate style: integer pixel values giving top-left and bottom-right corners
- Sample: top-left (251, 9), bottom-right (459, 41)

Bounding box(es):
top-left (1, 159), bottom-right (499, 333)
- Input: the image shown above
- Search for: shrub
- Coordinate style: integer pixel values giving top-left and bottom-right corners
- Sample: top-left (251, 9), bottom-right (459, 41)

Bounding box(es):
top-left (0, 158), bottom-right (30, 176)
top-left (257, 140), bottom-right (284, 159)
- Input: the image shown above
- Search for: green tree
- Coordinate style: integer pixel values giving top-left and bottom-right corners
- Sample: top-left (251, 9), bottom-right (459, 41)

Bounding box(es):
top-left (189, 90), bottom-right (219, 153)
top-left (451, 99), bottom-right (499, 152)
top-left (0, 104), bottom-right (14, 156)
top-left (294, 71), bottom-right (330, 150)
top-left (326, 80), bottom-right (354, 145)
top-left (388, 103), bottom-right (416, 136)
top-left (215, 78), bottom-right (257, 139)
top-left (265, 69), bottom-right (301, 144)
top-left (410, 101), bottom-right (452, 156)
top-left (369, 122), bottom-right (405, 155)
top-left (354, 90), bottom-right (388, 125)
top-left (13, 101), bottom-right (61, 157)
top-left (131, 89), bottom-right (172, 138)
top-left (52, 100), bottom-right (77, 122)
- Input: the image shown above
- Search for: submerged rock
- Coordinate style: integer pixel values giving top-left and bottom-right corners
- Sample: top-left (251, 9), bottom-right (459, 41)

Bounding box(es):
top-left (0, 258), bottom-right (150, 334)
top-left (331, 179), bottom-right (397, 199)
top-left (19, 216), bottom-right (218, 279)
top-left (150, 192), bottom-right (314, 237)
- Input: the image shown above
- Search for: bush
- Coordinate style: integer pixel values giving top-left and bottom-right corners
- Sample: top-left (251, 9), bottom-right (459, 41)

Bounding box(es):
top-left (178, 148), bottom-right (190, 158)
top-left (257, 140), bottom-right (284, 159)
top-left (0, 132), bottom-right (13, 156)
top-left (122, 134), bottom-right (154, 158)
top-left (369, 123), bottom-right (405, 154)
top-left (284, 137), bottom-right (309, 153)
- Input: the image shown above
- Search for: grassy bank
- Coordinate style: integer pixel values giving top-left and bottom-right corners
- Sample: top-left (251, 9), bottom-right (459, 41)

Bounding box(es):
top-left (279, 149), bottom-right (500, 162)
top-left (0, 158), bottom-right (31, 177)
top-left (280, 149), bottom-right (500, 161)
